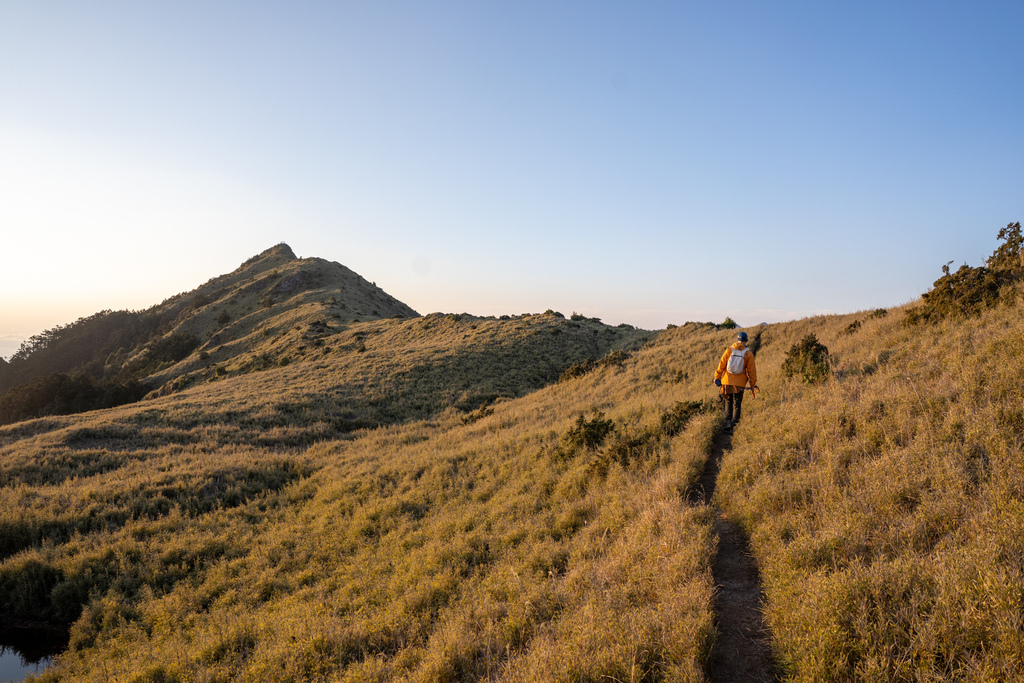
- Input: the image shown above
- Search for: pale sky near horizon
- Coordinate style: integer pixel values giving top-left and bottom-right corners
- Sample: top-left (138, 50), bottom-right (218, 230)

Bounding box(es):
top-left (2, 2), bottom-right (1022, 360)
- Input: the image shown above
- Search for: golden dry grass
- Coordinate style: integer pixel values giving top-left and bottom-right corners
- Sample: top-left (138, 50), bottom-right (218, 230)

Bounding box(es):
top-left (1, 313), bottom-right (728, 682)
top-left (6, 249), bottom-right (1024, 681)
top-left (715, 298), bottom-right (1024, 681)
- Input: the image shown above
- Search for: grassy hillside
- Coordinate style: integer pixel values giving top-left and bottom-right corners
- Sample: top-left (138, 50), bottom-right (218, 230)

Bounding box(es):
top-left (713, 225), bottom-right (1024, 680)
top-left (3, 225), bottom-right (1022, 681)
top-left (1, 312), bottom-right (720, 682)
top-left (714, 302), bottom-right (1024, 681)
top-left (0, 243), bottom-right (420, 423)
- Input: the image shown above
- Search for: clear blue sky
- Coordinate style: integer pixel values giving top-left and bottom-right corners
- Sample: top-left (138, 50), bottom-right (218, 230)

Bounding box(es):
top-left (2, 2), bottom-right (1022, 359)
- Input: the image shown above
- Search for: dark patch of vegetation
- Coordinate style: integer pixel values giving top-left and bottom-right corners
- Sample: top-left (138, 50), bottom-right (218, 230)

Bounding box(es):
top-left (559, 359), bottom-right (597, 382)
top-left (586, 401), bottom-right (713, 477)
top-left (0, 374), bottom-right (147, 426)
top-left (107, 333), bottom-right (201, 389)
top-left (138, 334), bottom-right (201, 369)
top-left (558, 350), bottom-right (631, 382)
top-left (844, 320), bottom-right (862, 335)
top-left (747, 328), bottom-right (764, 355)
top-left (905, 263), bottom-right (1004, 325)
top-left (460, 406), bottom-right (494, 425)
top-left (0, 311), bottom-right (162, 393)
top-left (569, 312), bottom-right (602, 323)
top-left (563, 412), bottom-right (615, 452)
top-left (454, 392), bottom-right (499, 413)
top-left (782, 334), bottom-right (832, 384)
top-left (906, 222), bottom-right (1022, 325)
top-left (660, 400), bottom-right (714, 437)
top-left (0, 317), bottom-right (204, 425)
top-left (604, 427), bottom-right (659, 469)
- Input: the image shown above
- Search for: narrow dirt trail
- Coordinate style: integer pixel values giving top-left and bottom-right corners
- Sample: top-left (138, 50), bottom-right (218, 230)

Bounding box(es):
top-left (689, 431), bottom-right (781, 683)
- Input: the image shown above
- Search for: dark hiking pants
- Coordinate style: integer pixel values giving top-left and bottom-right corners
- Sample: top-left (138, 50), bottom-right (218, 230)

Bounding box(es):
top-left (724, 389), bottom-right (744, 424)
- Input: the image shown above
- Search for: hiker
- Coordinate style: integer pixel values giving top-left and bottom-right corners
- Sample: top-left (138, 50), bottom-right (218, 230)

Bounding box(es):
top-left (714, 331), bottom-right (757, 430)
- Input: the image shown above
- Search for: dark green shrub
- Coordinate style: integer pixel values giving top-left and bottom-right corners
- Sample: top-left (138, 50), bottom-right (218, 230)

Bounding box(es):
top-left (599, 350), bottom-right (630, 368)
top-left (906, 222), bottom-right (1022, 324)
top-left (844, 320), bottom-right (862, 335)
top-left (905, 263), bottom-right (1003, 325)
top-left (558, 350), bottom-right (630, 383)
top-left (146, 334), bottom-right (201, 365)
top-left (782, 334), bottom-right (831, 384)
top-left (605, 427), bottom-right (659, 467)
top-left (217, 309), bottom-right (231, 325)
top-left (184, 294), bottom-right (210, 314)
top-left (461, 407), bottom-right (494, 425)
top-left (660, 400), bottom-right (713, 436)
top-left (454, 392), bottom-right (499, 413)
top-left (564, 412), bottom-right (615, 451)
top-left (987, 221), bottom-right (1023, 273)
top-left (720, 317), bottom-right (738, 329)
top-left (559, 359), bottom-right (596, 382)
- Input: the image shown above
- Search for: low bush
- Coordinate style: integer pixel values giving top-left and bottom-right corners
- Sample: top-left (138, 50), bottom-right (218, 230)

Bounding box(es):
top-left (781, 334), bottom-right (831, 384)
top-left (904, 263), bottom-right (1004, 324)
top-left (906, 222), bottom-right (1022, 324)
top-left (660, 400), bottom-right (713, 437)
top-left (563, 412), bottom-right (615, 452)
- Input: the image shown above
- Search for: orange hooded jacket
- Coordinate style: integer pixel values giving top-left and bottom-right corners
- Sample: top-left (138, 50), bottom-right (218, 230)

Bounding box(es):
top-left (715, 341), bottom-right (757, 388)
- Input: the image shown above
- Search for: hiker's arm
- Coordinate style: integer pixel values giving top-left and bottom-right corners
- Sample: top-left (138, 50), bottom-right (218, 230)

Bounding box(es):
top-left (746, 352), bottom-right (757, 387)
top-left (714, 349), bottom-right (729, 381)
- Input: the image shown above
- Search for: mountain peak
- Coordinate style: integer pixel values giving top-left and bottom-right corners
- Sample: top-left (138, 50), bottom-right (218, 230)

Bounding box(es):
top-left (242, 242), bottom-right (296, 268)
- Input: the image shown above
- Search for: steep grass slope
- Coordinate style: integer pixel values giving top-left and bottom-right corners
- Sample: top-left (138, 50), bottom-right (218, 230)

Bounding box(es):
top-left (716, 295), bottom-right (1024, 679)
top-left (1, 310), bottom-right (722, 682)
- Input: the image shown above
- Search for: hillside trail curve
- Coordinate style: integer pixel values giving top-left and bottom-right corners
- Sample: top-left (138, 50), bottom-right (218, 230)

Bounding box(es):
top-left (688, 429), bottom-right (781, 683)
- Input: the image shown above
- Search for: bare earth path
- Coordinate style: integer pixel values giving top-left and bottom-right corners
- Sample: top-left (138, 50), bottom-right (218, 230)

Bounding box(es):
top-left (689, 430), bottom-right (781, 683)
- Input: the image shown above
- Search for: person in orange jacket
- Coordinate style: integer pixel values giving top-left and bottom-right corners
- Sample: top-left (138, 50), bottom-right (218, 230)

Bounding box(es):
top-left (714, 331), bottom-right (757, 430)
